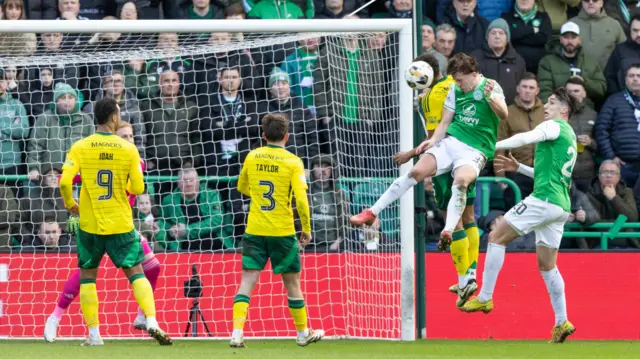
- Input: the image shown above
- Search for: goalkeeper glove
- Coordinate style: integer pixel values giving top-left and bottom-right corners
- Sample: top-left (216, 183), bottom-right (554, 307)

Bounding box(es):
top-left (66, 215), bottom-right (80, 233)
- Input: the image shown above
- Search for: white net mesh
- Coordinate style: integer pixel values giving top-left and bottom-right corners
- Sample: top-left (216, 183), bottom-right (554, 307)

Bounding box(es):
top-left (0, 28), bottom-right (404, 340)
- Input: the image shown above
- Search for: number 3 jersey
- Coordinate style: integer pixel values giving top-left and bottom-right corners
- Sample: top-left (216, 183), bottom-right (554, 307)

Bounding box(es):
top-left (61, 132), bottom-right (144, 235)
top-left (531, 120), bottom-right (577, 212)
top-left (238, 145), bottom-right (311, 237)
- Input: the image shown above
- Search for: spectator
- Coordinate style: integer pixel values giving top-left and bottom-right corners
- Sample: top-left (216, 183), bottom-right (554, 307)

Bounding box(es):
top-left (4, 65), bottom-right (21, 98)
top-left (244, 0), bottom-right (305, 19)
top-left (604, 0), bottom-right (640, 36)
top-left (372, 0), bottom-right (412, 18)
top-left (564, 182), bottom-right (600, 249)
top-left (133, 193), bottom-right (166, 248)
top-left (434, 23), bottom-right (456, 59)
top-left (18, 163), bottom-right (68, 242)
top-left (57, 0), bottom-right (88, 20)
top-left (0, 184), bottom-right (17, 249)
top-left (537, 0), bottom-right (581, 32)
top-left (114, 59), bottom-right (152, 101)
top-left (595, 63), bottom-right (640, 186)
top-left (24, 0), bottom-right (58, 19)
top-left (314, 0), bottom-right (367, 18)
top-left (258, 68), bottom-right (319, 168)
top-left (587, 160), bottom-right (640, 248)
top-left (439, 0), bottom-right (490, 55)
top-left (471, 18), bottom-right (526, 105)
top-left (495, 73), bottom-right (543, 208)
top-left (537, 21), bottom-right (606, 103)
top-left (0, 69), bottom-right (29, 188)
top-left (141, 70), bottom-right (199, 180)
top-left (145, 33), bottom-right (196, 97)
top-left (314, 35), bottom-right (387, 177)
top-left (115, 0), bottom-right (176, 19)
top-left (281, 36), bottom-right (320, 111)
top-left (500, 0), bottom-right (552, 73)
top-left (0, 0), bottom-right (37, 56)
top-left (314, 0), bottom-right (347, 18)
top-left (30, 219), bottom-right (72, 250)
top-left (570, 0), bottom-right (626, 70)
top-left (117, 1), bottom-right (138, 19)
top-left (604, 14), bottom-right (640, 96)
top-left (83, 71), bottom-right (145, 157)
top-left (85, 16), bottom-right (136, 53)
top-left (475, 0), bottom-right (513, 22)
top-left (21, 66), bottom-right (56, 117)
top-left (158, 167), bottom-right (225, 251)
top-left (308, 154), bottom-right (349, 251)
top-left (26, 83), bottom-right (94, 183)
top-left (200, 66), bottom-right (258, 177)
top-left (422, 19), bottom-right (448, 76)
top-left (32, 32), bottom-right (83, 94)
top-left (565, 77), bottom-right (598, 192)
top-left (181, 0), bottom-right (224, 19)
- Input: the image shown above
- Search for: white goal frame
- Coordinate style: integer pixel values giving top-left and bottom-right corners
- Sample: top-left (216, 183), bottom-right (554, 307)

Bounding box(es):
top-left (0, 19), bottom-right (415, 341)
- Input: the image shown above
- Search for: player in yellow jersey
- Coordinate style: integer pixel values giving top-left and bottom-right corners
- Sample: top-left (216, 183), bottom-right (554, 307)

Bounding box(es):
top-left (230, 113), bottom-right (324, 348)
top-left (59, 98), bottom-right (172, 346)
top-left (393, 54), bottom-right (481, 306)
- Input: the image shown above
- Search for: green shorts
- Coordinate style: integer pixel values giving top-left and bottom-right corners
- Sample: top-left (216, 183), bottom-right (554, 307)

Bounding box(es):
top-left (242, 234), bottom-right (300, 274)
top-left (432, 172), bottom-right (476, 211)
top-left (77, 229), bottom-right (144, 269)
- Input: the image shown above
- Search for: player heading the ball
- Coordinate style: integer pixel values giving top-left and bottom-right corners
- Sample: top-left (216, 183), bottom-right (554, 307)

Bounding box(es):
top-left (230, 113), bottom-right (324, 348)
top-left (60, 98), bottom-right (172, 346)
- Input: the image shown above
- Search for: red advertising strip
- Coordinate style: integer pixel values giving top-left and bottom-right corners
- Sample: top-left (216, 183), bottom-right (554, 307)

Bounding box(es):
top-left (0, 253), bottom-right (637, 340)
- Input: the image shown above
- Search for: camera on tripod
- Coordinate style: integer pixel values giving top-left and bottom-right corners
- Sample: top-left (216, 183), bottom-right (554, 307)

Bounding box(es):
top-left (184, 264), bottom-right (202, 298)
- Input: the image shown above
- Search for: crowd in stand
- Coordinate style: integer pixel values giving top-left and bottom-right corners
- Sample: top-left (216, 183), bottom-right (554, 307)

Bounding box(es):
top-left (0, 0), bottom-right (639, 253)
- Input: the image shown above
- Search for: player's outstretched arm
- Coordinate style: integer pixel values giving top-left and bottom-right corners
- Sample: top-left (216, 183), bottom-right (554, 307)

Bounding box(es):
top-left (126, 148), bottom-right (145, 195)
top-left (496, 120), bottom-right (561, 151)
top-left (60, 145), bottom-right (81, 210)
top-left (485, 80), bottom-right (509, 121)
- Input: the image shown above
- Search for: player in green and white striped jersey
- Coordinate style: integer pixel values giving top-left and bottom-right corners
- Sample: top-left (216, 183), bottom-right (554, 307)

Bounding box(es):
top-left (460, 87), bottom-right (579, 344)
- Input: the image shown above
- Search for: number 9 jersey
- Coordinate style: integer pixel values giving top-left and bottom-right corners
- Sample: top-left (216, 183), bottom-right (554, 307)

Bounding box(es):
top-left (60, 133), bottom-right (144, 235)
top-left (237, 145), bottom-right (311, 237)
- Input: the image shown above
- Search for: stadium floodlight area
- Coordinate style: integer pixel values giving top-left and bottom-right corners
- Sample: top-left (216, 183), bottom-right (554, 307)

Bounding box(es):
top-left (0, 19), bottom-right (414, 341)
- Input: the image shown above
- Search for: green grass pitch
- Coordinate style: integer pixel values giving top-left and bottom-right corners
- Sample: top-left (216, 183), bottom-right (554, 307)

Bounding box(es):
top-left (1, 340), bottom-right (637, 359)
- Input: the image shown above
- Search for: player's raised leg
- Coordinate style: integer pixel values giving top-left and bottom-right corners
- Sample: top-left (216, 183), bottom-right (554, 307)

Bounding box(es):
top-left (350, 153), bottom-right (437, 226)
top-left (44, 269), bottom-right (81, 342)
top-left (133, 237), bottom-right (161, 330)
top-left (441, 165), bottom-right (478, 242)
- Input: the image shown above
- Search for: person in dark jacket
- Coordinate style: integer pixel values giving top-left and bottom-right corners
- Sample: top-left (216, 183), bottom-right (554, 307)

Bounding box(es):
top-left (24, 0), bottom-right (57, 19)
top-left (500, 0), bottom-right (552, 73)
top-left (587, 160), bottom-right (640, 248)
top-left (594, 64), bottom-right (640, 186)
top-left (314, 0), bottom-right (348, 18)
top-left (565, 77), bottom-right (598, 192)
top-left (563, 182), bottom-right (600, 249)
top-left (471, 18), bottom-right (526, 105)
top-left (603, 0), bottom-right (640, 36)
top-left (439, 0), bottom-right (489, 55)
top-left (114, 0), bottom-right (174, 19)
top-left (604, 14), bottom-right (640, 96)
top-left (257, 68), bottom-right (320, 169)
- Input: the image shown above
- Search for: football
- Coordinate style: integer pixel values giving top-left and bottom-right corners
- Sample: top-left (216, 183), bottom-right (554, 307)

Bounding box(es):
top-left (404, 61), bottom-right (434, 90)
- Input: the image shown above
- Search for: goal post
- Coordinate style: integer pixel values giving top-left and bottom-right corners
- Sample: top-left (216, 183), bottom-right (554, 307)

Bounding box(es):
top-left (0, 19), bottom-right (415, 341)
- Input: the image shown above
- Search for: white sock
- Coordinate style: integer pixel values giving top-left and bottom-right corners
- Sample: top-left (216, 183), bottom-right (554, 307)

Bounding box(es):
top-left (458, 274), bottom-right (469, 289)
top-left (541, 267), bottom-right (567, 327)
top-left (136, 314), bottom-right (146, 322)
top-left (370, 175), bottom-right (417, 215)
top-left (477, 243), bottom-right (506, 302)
top-left (88, 326), bottom-right (100, 339)
top-left (444, 185), bottom-right (467, 232)
top-left (145, 316), bottom-right (158, 330)
top-left (232, 329), bottom-right (243, 339)
top-left (297, 328), bottom-right (309, 339)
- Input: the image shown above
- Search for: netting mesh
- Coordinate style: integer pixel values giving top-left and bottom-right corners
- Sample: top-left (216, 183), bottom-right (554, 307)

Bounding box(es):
top-left (0, 28), bottom-right (403, 339)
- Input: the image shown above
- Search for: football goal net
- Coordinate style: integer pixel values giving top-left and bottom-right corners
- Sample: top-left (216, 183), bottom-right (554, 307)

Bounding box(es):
top-left (0, 19), bottom-right (414, 341)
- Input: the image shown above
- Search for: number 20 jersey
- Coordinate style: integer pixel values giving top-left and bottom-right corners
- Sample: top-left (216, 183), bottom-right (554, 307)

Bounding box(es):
top-left (238, 145), bottom-right (311, 237)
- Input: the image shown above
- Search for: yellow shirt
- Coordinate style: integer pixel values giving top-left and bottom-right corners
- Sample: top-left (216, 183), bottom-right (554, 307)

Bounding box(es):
top-left (421, 75), bottom-right (455, 131)
top-left (238, 145), bottom-right (311, 236)
top-left (60, 132), bottom-right (144, 235)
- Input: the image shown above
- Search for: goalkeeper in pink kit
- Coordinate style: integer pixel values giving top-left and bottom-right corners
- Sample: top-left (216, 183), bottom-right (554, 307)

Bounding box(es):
top-left (44, 121), bottom-right (161, 342)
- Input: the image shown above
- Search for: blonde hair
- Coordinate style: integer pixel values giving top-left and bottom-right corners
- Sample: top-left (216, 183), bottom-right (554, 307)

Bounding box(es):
top-left (117, 121), bottom-right (133, 131)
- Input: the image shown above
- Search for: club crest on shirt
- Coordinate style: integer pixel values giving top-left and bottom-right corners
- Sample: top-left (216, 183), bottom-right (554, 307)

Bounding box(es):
top-left (473, 89), bottom-right (483, 101)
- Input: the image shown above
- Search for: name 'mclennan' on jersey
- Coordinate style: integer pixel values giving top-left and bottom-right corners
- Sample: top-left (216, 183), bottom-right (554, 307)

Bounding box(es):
top-left (421, 75), bottom-right (455, 131)
top-left (238, 145), bottom-right (311, 237)
top-left (444, 76), bottom-right (503, 160)
top-left (531, 120), bottom-right (577, 212)
top-left (60, 132), bottom-right (144, 235)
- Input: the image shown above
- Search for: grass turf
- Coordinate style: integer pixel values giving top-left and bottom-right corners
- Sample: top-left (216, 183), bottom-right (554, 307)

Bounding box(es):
top-left (0, 340), bottom-right (636, 359)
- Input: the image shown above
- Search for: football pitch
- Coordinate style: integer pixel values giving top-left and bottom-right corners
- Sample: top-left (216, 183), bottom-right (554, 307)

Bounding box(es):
top-left (1, 340), bottom-right (636, 359)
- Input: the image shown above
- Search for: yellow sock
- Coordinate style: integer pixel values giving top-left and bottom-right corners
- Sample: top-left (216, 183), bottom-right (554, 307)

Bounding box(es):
top-left (79, 279), bottom-right (99, 329)
top-left (233, 294), bottom-right (250, 331)
top-left (465, 222), bottom-right (480, 273)
top-left (288, 298), bottom-right (308, 332)
top-left (130, 274), bottom-right (156, 318)
top-left (450, 230), bottom-right (470, 276)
